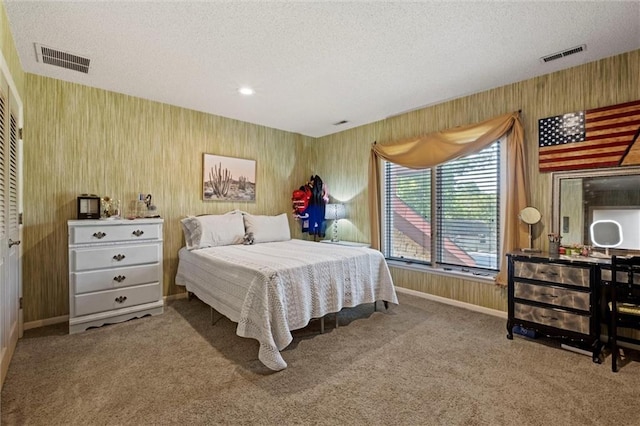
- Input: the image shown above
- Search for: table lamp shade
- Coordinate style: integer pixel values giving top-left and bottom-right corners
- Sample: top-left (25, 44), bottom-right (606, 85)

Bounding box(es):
top-left (325, 204), bottom-right (346, 220)
top-left (325, 204), bottom-right (346, 242)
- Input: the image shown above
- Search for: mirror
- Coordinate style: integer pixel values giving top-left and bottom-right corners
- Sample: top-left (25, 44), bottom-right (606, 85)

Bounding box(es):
top-left (519, 206), bottom-right (541, 225)
top-left (519, 206), bottom-right (541, 252)
top-left (552, 166), bottom-right (640, 252)
top-left (590, 220), bottom-right (623, 256)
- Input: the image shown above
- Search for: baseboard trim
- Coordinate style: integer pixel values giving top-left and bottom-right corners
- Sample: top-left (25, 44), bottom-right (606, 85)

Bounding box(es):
top-left (25, 290), bottom-right (503, 330)
top-left (395, 287), bottom-right (507, 319)
top-left (24, 315), bottom-right (68, 330)
top-left (24, 293), bottom-right (188, 331)
top-left (164, 292), bottom-right (188, 302)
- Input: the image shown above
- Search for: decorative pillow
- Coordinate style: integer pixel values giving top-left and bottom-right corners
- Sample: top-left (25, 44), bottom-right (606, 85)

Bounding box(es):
top-left (180, 212), bottom-right (245, 250)
top-left (243, 213), bottom-right (291, 243)
top-left (180, 216), bottom-right (201, 250)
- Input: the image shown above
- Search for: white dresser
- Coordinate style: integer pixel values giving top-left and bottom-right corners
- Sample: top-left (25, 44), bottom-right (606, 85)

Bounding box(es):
top-left (68, 218), bottom-right (164, 334)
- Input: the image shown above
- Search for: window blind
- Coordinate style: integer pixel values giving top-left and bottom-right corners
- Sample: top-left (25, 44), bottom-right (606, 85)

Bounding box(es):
top-left (384, 141), bottom-right (500, 271)
top-left (385, 164), bottom-right (432, 264)
top-left (436, 142), bottom-right (500, 270)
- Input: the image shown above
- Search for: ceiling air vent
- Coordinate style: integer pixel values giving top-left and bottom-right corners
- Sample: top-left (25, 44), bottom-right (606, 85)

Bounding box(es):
top-left (34, 43), bottom-right (90, 73)
top-left (333, 120), bottom-right (349, 126)
top-left (540, 44), bottom-right (586, 63)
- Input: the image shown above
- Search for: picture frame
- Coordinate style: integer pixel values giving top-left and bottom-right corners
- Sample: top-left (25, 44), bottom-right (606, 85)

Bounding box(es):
top-left (202, 153), bottom-right (256, 202)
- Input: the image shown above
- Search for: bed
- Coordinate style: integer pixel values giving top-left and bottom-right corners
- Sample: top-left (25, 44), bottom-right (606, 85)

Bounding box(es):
top-left (175, 212), bottom-right (398, 370)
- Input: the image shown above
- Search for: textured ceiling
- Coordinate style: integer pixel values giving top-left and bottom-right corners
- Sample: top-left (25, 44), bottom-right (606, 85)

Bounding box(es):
top-left (5, 1), bottom-right (640, 138)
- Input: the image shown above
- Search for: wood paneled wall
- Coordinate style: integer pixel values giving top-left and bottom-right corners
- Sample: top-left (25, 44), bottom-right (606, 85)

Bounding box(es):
top-left (313, 50), bottom-right (640, 311)
top-left (23, 75), bottom-right (313, 322)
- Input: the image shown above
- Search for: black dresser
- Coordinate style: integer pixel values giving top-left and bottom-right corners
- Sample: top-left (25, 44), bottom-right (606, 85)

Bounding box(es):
top-left (506, 252), bottom-right (607, 363)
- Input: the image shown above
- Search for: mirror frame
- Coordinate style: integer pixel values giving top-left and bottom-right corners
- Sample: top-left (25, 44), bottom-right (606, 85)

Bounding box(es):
top-left (519, 206), bottom-right (541, 225)
top-left (552, 166), bottom-right (640, 239)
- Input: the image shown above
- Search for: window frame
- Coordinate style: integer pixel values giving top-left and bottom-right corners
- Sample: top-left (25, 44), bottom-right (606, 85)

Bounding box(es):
top-left (382, 138), bottom-right (506, 278)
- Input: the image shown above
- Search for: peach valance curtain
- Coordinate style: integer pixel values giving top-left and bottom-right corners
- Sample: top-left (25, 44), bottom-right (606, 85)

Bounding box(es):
top-left (368, 112), bottom-right (527, 285)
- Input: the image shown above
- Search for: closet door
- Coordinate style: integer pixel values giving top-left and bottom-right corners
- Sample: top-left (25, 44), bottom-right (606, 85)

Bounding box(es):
top-left (0, 69), bottom-right (21, 387)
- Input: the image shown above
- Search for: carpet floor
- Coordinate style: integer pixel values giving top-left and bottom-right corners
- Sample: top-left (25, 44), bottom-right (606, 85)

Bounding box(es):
top-left (2, 291), bottom-right (639, 425)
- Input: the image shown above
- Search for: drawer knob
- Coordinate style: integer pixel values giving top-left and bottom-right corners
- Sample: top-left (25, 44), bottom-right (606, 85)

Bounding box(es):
top-left (114, 275), bottom-right (126, 283)
top-left (113, 254), bottom-right (126, 261)
top-left (541, 293), bottom-right (558, 298)
top-left (132, 230), bottom-right (144, 237)
top-left (115, 296), bottom-right (127, 304)
top-left (541, 314), bottom-right (558, 321)
top-left (93, 231), bottom-right (107, 239)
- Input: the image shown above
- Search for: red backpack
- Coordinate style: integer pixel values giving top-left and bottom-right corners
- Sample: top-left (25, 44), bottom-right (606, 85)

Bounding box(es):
top-left (292, 186), bottom-right (311, 214)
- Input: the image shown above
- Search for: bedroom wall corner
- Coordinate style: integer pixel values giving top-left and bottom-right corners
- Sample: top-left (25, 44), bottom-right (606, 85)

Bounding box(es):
top-left (305, 122), bottom-right (385, 245)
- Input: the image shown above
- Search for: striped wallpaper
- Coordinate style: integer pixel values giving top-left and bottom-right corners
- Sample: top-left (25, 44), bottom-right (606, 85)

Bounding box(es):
top-left (23, 75), bottom-right (314, 322)
top-left (312, 50), bottom-right (640, 311)
top-left (7, 16), bottom-right (640, 322)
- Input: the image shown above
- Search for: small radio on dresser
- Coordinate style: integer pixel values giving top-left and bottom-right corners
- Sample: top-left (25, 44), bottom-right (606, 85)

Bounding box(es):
top-left (77, 194), bottom-right (101, 219)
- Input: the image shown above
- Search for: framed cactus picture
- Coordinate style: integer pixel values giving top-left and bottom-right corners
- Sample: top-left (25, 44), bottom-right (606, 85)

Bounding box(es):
top-left (202, 153), bottom-right (256, 202)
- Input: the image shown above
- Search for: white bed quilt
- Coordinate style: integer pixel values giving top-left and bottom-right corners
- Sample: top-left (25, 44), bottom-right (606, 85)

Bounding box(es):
top-left (175, 239), bottom-right (398, 370)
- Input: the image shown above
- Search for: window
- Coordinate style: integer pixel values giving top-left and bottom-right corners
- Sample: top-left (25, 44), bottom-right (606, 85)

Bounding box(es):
top-left (384, 141), bottom-right (501, 272)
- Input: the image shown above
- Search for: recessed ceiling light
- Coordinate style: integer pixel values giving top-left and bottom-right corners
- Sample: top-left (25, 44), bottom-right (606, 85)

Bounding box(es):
top-left (238, 86), bottom-right (255, 96)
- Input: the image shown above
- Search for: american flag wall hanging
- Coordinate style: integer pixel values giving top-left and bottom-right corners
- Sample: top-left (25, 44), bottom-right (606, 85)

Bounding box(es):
top-left (538, 99), bottom-right (640, 173)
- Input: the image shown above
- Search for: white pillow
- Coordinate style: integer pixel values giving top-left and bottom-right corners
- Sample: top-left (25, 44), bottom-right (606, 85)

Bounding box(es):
top-left (198, 213), bottom-right (245, 248)
top-left (180, 213), bottom-right (245, 250)
top-left (243, 213), bottom-right (291, 243)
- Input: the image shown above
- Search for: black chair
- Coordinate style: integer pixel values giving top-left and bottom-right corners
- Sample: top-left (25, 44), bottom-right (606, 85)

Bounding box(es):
top-left (609, 255), bottom-right (640, 372)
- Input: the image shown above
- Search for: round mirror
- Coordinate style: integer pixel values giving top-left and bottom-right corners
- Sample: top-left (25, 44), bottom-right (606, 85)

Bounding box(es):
top-left (519, 206), bottom-right (541, 225)
top-left (519, 206), bottom-right (542, 252)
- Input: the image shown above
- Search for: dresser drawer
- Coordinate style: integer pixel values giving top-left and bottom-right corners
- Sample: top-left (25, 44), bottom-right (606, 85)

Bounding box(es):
top-left (71, 243), bottom-right (160, 271)
top-left (72, 263), bottom-right (160, 294)
top-left (514, 303), bottom-right (590, 334)
top-left (514, 282), bottom-right (590, 311)
top-left (514, 261), bottom-right (589, 288)
top-left (600, 268), bottom-right (640, 284)
top-left (69, 223), bottom-right (160, 245)
top-left (74, 282), bottom-right (161, 317)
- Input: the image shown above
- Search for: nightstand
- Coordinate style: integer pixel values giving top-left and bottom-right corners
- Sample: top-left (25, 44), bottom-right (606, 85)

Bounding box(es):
top-left (320, 240), bottom-right (370, 248)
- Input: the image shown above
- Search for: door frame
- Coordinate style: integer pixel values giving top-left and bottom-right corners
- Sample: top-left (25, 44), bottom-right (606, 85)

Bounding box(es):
top-left (0, 47), bottom-right (24, 387)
